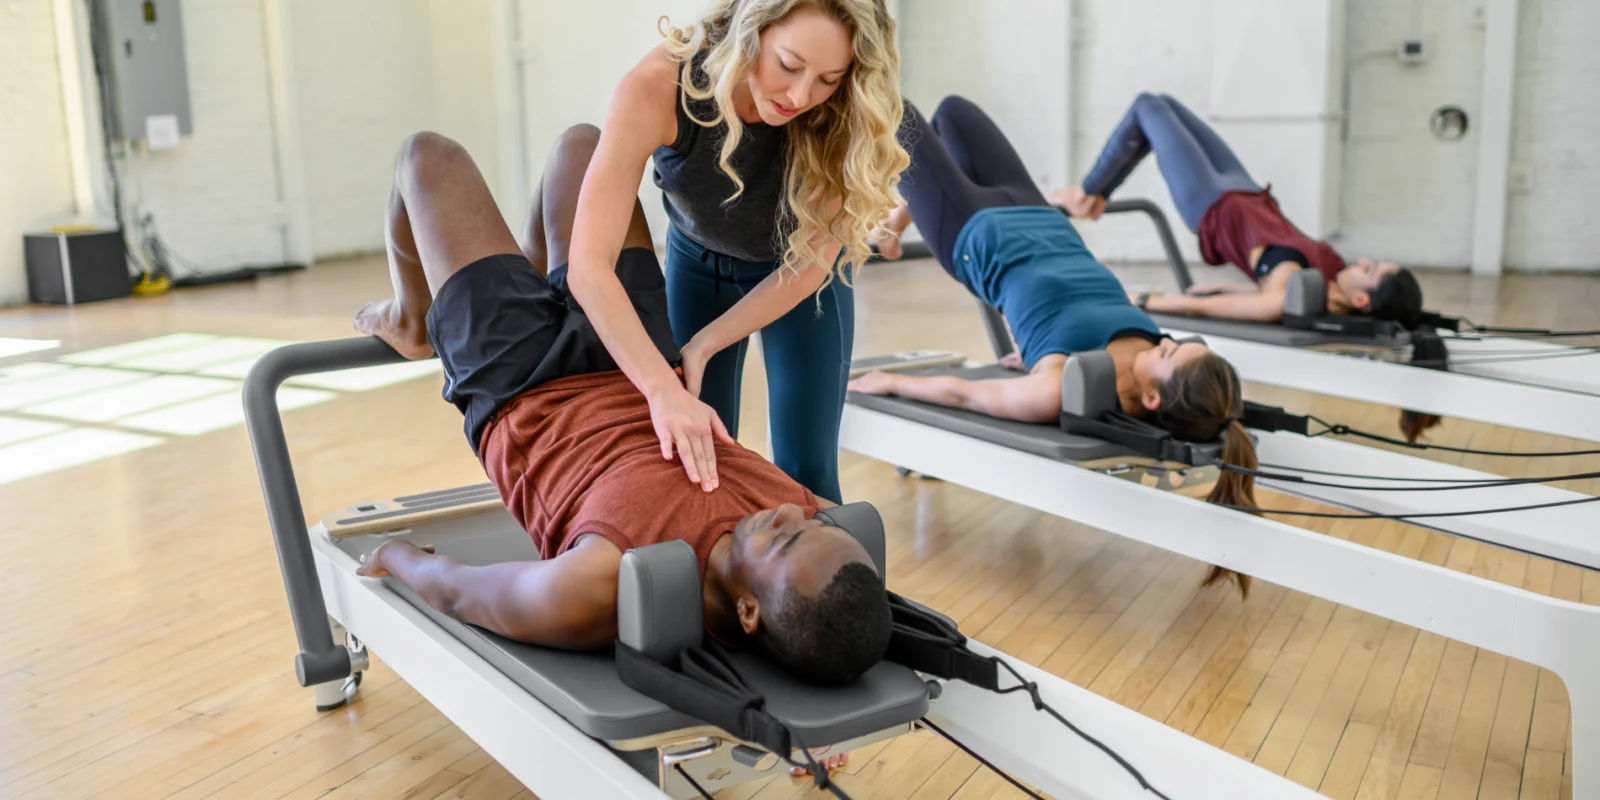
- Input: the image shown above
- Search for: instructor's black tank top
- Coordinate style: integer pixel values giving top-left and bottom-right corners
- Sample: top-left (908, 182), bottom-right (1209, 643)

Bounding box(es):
top-left (652, 55), bottom-right (793, 263)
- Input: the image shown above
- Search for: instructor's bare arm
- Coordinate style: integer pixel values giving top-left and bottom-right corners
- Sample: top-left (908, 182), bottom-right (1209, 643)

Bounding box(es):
top-left (565, 46), bottom-right (735, 491)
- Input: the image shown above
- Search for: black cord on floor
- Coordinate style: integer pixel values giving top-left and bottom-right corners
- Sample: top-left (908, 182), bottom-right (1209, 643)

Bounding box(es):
top-left (1309, 417), bottom-right (1600, 458)
top-left (919, 717), bottom-right (1048, 800)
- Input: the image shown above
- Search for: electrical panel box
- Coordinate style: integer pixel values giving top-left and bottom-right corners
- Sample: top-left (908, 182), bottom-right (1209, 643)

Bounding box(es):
top-left (91, 0), bottom-right (193, 142)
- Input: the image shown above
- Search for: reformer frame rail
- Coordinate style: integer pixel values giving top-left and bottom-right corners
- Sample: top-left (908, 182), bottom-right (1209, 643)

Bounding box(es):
top-left (840, 402), bottom-right (1600, 798)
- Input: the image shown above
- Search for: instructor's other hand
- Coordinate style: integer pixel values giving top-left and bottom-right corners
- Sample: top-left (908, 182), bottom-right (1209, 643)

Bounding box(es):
top-left (648, 383), bottom-right (735, 492)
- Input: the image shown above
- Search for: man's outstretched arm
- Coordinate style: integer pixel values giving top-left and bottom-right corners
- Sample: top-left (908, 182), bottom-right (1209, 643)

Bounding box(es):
top-left (357, 539), bottom-right (621, 650)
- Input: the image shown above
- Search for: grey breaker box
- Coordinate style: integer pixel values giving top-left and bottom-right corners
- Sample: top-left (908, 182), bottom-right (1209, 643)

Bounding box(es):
top-left (91, 0), bottom-right (194, 142)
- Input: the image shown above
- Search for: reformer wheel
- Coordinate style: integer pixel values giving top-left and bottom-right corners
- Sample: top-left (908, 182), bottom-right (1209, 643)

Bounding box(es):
top-left (313, 623), bottom-right (368, 712)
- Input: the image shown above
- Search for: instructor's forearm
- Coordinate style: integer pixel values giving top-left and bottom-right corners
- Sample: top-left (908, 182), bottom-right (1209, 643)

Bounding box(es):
top-left (569, 263), bottom-right (682, 398)
top-left (690, 256), bottom-right (834, 355)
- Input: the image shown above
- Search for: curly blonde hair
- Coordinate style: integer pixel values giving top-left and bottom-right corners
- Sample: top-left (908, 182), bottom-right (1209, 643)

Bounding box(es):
top-left (659, 0), bottom-right (908, 292)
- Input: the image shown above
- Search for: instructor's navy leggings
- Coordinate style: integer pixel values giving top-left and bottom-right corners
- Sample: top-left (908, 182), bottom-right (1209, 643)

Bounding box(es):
top-left (663, 225), bottom-right (853, 504)
top-left (1079, 92), bottom-right (1260, 232)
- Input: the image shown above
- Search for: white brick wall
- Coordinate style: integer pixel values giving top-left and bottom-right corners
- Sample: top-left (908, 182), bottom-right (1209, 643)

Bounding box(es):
top-left (0, 0), bottom-right (78, 306)
top-left (1505, 0), bottom-right (1600, 271)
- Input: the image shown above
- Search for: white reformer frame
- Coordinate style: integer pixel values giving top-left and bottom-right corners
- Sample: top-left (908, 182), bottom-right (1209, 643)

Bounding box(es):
top-left (1164, 325), bottom-right (1600, 443)
top-left (244, 338), bottom-right (1331, 800)
top-left (839, 403), bottom-right (1600, 798)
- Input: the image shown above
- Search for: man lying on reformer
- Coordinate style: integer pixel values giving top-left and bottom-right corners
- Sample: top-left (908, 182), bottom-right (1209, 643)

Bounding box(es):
top-left (1054, 92), bottom-right (1423, 328)
top-left (347, 126), bottom-right (892, 743)
top-left (856, 96), bottom-right (1254, 595)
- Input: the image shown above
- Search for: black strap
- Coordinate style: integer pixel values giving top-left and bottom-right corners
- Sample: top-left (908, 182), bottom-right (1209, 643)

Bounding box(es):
top-left (615, 640), bottom-right (793, 759)
top-left (1415, 311), bottom-right (1463, 332)
top-left (1059, 410), bottom-right (1209, 466)
top-left (884, 595), bottom-right (999, 691)
top-left (1241, 401), bottom-right (1310, 436)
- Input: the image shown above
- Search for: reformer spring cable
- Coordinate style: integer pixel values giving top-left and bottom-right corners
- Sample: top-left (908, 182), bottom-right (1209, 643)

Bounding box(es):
top-left (677, 764), bottom-right (718, 800)
top-left (1406, 347), bottom-right (1599, 368)
top-left (1223, 493), bottom-right (1600, 521)
top-left (1258, 463), bottom-right (1594, 484)
top-left (1454, 319), bottom-right (1600, 339)
top-left (1228, 465), bottom-right (1600, 492)
top-left (1305, 416), bottom-right (1600, 457)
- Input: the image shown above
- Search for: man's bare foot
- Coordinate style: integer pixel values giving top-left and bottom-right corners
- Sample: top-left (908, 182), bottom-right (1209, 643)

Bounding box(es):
top-left (791, 750), bottom-right (849, 776)
top-left (354, 298), bottom-right (433, 360)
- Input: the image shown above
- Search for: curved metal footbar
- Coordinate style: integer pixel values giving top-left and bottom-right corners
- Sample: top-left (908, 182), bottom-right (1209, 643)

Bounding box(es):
top-left (241, 336), bottom-right (416, 687)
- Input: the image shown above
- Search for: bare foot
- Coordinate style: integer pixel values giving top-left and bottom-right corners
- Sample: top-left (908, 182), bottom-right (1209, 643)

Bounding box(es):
top-left (354, 298), bottom-right (433, 360)
top-left (791, 750), bottom-right (849, 776)
top-left (1052, 186), bottom-right (1107, 220)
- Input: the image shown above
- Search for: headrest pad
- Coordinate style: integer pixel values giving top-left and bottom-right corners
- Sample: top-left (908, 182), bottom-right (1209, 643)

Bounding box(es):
top-left (814, 502), bottom-right (886, 575)
top-left (617, 541), bottom-right (703, 664)
top-left (1282, 269), bottom-right (1326, 319)
top-left (1061, 350), bottom-right (1119, 418)
top-left (616, 503), bottom-right (891, 664)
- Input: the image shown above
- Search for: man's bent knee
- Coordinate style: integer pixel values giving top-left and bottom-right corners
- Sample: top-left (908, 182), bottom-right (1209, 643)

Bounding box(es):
top-left (398, 131), bottom-right (468, 166)
top-left (550, 124), bottom-right (601, 164)
top-left (395, 131), bottom-right (474, 189)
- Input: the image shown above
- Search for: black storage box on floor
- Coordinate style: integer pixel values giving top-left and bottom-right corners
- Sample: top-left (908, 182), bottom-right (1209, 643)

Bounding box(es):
top-left (24, 229), bottom-right (131, 306)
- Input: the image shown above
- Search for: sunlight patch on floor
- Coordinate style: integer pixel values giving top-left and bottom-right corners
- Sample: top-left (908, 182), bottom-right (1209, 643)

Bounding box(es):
top-left (0, 333), bottom-right (438, 483)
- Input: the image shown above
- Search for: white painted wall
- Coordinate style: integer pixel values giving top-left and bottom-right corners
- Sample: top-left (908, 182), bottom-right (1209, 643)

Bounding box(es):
top-left (1336, 0), bottom-right (1484, 269)
top-left (896, 0), bottom-right (1598, 273)
top-left (0, 1), bottom-right (89, 306)
top-left (896, 0), bottom-right (1071, 193)
top-left (1068, 0), bottom-right (1215, 265)
top-left (290, 0), bottom-right (502, 261)
top-left (6, 0), bottom-right (1597, 308)
top-left (508, 0), bottom-right (704, 246)
top-left (291, 0), bottom-right (436, 259)
top-left (1505, 0), bottom-right (1600, 271)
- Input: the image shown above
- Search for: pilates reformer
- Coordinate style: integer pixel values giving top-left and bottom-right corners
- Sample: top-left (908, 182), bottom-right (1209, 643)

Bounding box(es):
top-left (242, 337), bottom-right (1328, 800)
top-left (1084, 200), bottom-right (1600, 442)
top-left (842, 301), bottom-right (1600, 795)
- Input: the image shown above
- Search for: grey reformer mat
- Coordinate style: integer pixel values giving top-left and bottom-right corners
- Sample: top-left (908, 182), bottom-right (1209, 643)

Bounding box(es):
top-left (1145, 311), bottom-right (1412, 350)
top-left (334, 514), bottom-right (931, 745)
top-left (848, 363), bottom-right (1233, 463)
top-left (848, 364), bottom-right (1135, 463)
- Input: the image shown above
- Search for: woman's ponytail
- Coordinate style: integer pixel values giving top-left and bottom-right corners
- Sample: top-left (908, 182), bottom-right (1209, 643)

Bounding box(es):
top-left (1397, 328), bottom-right (1449, 442)
top-left (1201, 419), bottom-right (1256, 598)
top-left (1159, 354), bottom-right (1258, 599)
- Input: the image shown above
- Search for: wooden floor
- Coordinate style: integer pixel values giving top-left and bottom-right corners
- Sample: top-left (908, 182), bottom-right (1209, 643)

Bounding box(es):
top-left (0, 253), bottom-right (1594, 800)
